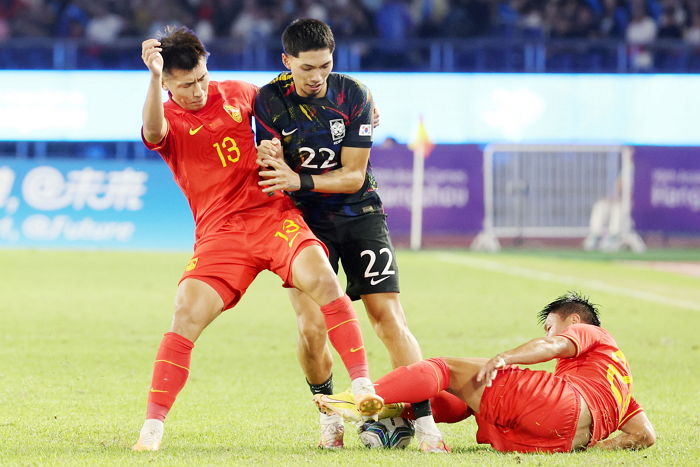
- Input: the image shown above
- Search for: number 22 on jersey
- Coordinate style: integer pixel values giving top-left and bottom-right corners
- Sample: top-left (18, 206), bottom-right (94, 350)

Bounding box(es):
top-left (299, 147), bottom-right (338, 170)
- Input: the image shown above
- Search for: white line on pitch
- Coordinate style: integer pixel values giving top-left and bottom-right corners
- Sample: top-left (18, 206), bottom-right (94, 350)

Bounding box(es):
top-left (435, 253), bottom-right (700, 313)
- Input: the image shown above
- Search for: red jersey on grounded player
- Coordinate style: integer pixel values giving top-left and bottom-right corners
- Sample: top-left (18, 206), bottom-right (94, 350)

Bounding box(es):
top-left (555, 323), bottom-right (644, 446)
top-left (142, 80), bottom-right (285, 241)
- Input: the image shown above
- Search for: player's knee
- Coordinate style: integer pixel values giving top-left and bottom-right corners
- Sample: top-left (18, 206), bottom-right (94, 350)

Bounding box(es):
top-left (172, 279), bottom-right (223, 336)
top-left (172, 298), bottom-right (214, 334)
top-left (305, 272), bottom-right (343, 303)
top-left (426, 358), bottom-right (452, 382)
top-left (173, 303), bottom-right (200, 328)
top-left (298, 315), bottom-right (327, 346)
top-left (373, 319), bottom-right (409, 342)
top-left (369, 308), bottom-right (409, 338)
top-left (298, 324), bottom-right (327, 352)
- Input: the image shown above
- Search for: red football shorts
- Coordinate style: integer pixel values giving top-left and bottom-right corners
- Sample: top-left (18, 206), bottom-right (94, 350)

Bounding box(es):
top-left (180, 200), bottom-right (327, 310)
top-left (475, 367), bottom-right (581, 453)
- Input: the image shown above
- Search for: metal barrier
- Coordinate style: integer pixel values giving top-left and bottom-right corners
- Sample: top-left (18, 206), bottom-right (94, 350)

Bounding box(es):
top-left (471, 144), bottom-right (645, 252)
top-left (2, 37), bottom-right (700, 72)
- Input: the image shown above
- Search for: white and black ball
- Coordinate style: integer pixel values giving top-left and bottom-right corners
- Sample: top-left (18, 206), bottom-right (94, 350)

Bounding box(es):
top-left (358, 417), bottom-right (415, 449)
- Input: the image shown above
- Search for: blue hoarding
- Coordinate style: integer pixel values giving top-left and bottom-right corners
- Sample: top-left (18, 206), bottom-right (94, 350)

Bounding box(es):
top-left (0, 160), bottom-right (193, 249)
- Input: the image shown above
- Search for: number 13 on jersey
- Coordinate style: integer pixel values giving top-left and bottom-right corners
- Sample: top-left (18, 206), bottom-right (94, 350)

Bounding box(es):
top-left (213, 136), bottom-right (240, 167)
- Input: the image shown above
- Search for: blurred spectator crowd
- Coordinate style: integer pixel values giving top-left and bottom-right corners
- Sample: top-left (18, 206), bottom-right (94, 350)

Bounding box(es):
top-left (2, 0), bottom-right (700, 71)
top-left (2, 0), bottom-right (700, 44)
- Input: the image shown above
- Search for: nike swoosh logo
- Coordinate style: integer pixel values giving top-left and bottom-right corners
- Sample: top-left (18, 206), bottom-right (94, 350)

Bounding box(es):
top-left (350, 346), bottom-right (364, 353)
top-left (189, 125), bottom-right (204, 135)
top-left (281, 128), bottom-right (298, 136)
top-left (370, 276), bottom-right (390, 285)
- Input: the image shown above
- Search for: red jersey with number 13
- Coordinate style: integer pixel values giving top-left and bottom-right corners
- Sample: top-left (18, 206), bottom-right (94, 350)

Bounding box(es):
top-left (555, 323), bottom-right (644, 446)
top-left (143, 80), bottom-right (284, 241)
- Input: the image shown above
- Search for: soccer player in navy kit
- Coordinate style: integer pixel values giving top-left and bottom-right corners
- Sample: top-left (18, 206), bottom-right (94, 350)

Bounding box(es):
top-left (254, 18), bottom-right (450, 452)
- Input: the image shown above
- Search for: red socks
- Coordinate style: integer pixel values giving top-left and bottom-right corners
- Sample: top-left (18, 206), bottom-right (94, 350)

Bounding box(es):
top-left (146, 332), bottom-right (194, 421)
top-left (375, 358), bottom-right (472, 423)
top-left (374, 358), bottom-right (450, 403)
top-left (320, 295), bottom-right (368, 380)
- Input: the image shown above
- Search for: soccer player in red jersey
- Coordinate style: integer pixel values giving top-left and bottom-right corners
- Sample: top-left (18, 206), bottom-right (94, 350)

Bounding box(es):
top-left (316, 292), bottom-right (656, 453)
top-left (132, 26), bottom-right (380, 451)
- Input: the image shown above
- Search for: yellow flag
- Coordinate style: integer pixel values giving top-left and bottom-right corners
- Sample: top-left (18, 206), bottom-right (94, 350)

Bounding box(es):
top-left (408, 116), bottom-right (435, 158)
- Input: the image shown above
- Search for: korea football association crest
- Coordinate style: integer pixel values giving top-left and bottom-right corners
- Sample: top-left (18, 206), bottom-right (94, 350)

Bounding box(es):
top-left (330, 119), bottom-right (345, 144)
top-left (224, 104), bottom-right (243, 123)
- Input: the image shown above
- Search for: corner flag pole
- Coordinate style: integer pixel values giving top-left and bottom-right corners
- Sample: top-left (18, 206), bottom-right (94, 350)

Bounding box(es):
top-left (410, 144), bottom-right (425, 250)
top-left (409, 116), bottom-right (434, 251)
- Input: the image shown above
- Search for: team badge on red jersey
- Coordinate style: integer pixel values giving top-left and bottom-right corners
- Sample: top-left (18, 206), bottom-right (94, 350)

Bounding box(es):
top-left (330, 119), bottom-right (345, 143)
top-left (224, 105), bottom-right (242, 123)
top-left (185, 257), bottom-right (198, 271)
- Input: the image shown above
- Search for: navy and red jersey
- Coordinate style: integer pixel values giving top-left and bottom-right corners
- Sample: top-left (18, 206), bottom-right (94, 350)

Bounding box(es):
top-left (143, 80), bottom-right (285, 242)
top-left (254, 72), bottom-right (383, 225)
top-left (555, 324), bottom-right (644, 446)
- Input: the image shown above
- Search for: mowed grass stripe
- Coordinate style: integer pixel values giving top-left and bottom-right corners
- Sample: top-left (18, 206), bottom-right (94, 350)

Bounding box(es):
top-left (435, 253), bottom-right (700, 312)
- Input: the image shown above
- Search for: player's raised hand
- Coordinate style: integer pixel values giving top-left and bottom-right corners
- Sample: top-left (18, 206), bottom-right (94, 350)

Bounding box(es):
top-left (476, 355), bottom-right (507, 387)
top-left (256, 138), bottom-right (283, 166)
top-left (258, 157), bottom-right (301, 193)
top-left (141, 39), bottom-right (164, 77)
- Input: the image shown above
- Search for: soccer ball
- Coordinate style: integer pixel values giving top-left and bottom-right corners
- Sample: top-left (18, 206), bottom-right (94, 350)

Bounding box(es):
top-left (358, 417), bottom-right (415, 449)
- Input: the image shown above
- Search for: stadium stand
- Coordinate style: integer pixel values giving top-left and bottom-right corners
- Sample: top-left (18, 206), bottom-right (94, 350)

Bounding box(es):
top-left (1, 0), bottom-right (700, 72)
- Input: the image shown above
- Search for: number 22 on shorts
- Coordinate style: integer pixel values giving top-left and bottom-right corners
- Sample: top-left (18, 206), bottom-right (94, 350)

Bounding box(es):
top-left (361, 248), bottom-right (396, 285)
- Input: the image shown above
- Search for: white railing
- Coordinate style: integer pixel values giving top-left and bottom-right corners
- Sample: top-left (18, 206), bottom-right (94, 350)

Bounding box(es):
top-left (471, 144), bottom-right (645, 252)
top-left (2, 37), bottom-right (700, 72)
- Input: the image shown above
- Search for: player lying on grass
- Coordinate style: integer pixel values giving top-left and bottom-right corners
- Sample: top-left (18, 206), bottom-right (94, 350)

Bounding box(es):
top-left (316, 292), bottom-right (656, 453)
top-left (132, 25), bottom-right (380, 451)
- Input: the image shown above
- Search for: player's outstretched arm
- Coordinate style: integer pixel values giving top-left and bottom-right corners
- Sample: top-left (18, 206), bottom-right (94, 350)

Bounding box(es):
top-left (477, 336), bottom-right (576, 387)
top-left (141, 38), bottom-right (168, 144)
top-left (594, 412), bottom-right (656, 450)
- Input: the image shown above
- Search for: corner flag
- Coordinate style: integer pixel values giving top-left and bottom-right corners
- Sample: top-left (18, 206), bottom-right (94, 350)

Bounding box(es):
top-left (408, 116), bottom-right (435, 158)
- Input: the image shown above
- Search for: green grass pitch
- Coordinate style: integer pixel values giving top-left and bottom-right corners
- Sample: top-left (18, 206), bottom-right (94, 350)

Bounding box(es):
top-left (1, 248), bottom-right (699, 465)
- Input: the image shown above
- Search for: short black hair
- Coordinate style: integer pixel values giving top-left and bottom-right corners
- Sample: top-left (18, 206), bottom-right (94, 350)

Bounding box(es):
top-left (537, 291), bottom-right (601, 326)
top-left (282, 18), bottom-right (335, 57)
top-left (157, 25), bottom-right (209, 74)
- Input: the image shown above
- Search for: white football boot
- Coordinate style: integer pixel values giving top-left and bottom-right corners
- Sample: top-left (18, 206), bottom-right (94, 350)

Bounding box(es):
top-left (415, 416), bottom-right (450, 453)
top-left (318, 412), bottom-right (344, 449)
top-left (132, 419), bottom-right (164, 451)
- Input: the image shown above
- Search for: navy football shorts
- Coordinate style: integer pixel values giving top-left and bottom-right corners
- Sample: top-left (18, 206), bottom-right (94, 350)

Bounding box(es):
top-left (309, 213), bottom-right (400, 300)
